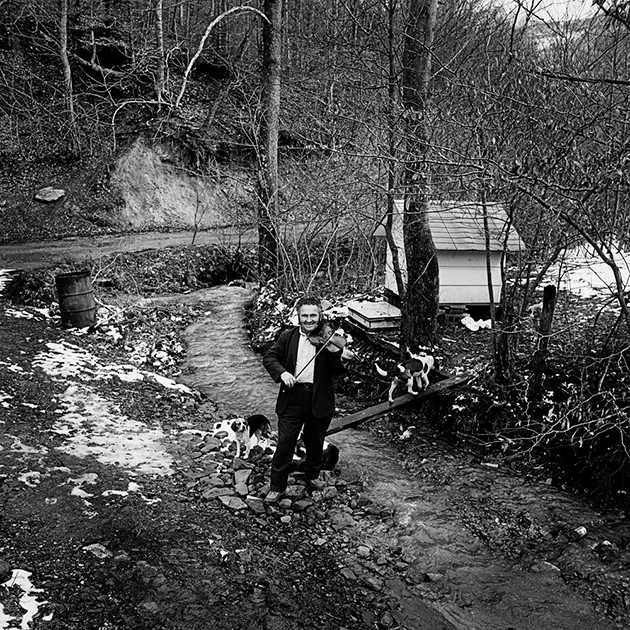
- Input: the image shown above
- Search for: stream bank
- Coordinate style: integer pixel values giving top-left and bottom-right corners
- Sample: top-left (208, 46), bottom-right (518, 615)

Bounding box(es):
top-left (176, 285), bottom-right (626, 630)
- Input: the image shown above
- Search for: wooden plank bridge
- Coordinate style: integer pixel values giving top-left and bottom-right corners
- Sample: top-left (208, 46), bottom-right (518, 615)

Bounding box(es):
top-left (327, 373), bottom-right (470, 435)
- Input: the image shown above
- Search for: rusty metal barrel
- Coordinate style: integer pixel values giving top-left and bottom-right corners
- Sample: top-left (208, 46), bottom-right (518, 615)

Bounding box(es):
top-left (55, 270), bottom-right (97, 328)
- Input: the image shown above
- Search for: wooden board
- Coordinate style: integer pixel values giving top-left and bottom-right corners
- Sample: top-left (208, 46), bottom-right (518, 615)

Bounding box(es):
top-left (327, 374), bottom-right (470, 435)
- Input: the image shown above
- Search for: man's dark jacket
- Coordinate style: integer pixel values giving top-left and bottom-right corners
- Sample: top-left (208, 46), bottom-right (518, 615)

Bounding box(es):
top-left (263, 327), bottom-right (344, 418)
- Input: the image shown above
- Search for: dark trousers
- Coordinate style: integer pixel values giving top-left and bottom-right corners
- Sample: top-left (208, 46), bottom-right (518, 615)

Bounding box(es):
top-left (270, 384), bottom-right (332, 492)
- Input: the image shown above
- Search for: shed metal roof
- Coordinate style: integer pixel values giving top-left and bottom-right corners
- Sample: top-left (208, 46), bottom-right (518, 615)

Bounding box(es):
top-left (375, 200), bottom-right (525, 252)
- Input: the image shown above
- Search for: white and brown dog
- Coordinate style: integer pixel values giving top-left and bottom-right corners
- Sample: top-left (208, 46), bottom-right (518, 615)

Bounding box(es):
top-left (375, 354), bottom-right (435, 403)
top-left (210, 414), bottom-right (272, 459)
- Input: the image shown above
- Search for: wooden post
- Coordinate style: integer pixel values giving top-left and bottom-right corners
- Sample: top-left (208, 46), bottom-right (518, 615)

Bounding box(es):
top-left (529, 284), bottom-right (557, 400)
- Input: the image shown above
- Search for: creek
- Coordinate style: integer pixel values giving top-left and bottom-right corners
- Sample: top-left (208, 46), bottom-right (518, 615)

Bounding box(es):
top-left (176, 285), bottom-right (625, 630)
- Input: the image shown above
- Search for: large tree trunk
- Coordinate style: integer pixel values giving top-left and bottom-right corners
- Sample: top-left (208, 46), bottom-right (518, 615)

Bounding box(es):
top-left (385, 0), bottom-right (406, 304)
top-left (400, 0), bottom-right (440, 353)
top-left (257, 0), bottom-right (282, 280)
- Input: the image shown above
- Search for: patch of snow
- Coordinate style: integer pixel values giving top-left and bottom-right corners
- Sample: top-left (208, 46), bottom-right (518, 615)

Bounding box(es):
top-left (5, 435), bottom-right (47, 455)
top-left (33, 340), bottom-right (145, 383)
top-left (101, 481), bottom-right (162, 504)
top-left (0, 269), bottom-right (15, 293)
top-left (33, 340), bottom-right (194, 394)
top-left (0, 569), bottom-right (48, 630)
top-left (544, 247), bottom-right (630, 298)
top-left (5, 308), bottom-right (34, 319)
top-left (17, 472), bottom-right (41, 487)
top-left (0, 360), bottom-right (28, 374)
top-left (51, 384), bottom-right (173, 476)
top-left (0, 391), bottom-right (13, 408)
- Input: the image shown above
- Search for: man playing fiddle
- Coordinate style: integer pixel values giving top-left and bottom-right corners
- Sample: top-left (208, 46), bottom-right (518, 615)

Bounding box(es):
top-left (262, 295), bottom-right (346, 505)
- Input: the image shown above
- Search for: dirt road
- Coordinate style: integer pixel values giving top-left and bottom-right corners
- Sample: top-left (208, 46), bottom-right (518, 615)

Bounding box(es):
top-left (0, 227), bottom-right (258, 271)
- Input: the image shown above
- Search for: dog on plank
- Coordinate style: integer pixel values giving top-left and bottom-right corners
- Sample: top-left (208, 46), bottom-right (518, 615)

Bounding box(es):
top-left (375, 353), bottom-right (435, 403)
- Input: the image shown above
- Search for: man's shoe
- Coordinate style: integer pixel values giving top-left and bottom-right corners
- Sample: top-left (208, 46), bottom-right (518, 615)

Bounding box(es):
top-left (307, 477), bottom-right (326, 491)
top-left (264, 490), bottom-right (285, 505)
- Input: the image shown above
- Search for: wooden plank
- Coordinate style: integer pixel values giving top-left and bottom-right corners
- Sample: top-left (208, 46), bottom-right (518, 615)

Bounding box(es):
top-left (327, 374), bottom-right (470, 435)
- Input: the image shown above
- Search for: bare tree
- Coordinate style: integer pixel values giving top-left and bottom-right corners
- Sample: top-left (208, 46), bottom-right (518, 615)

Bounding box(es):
top-left (400, 0), bottom-right (440, 352)
top-left (257, 0), bottom-right (282, 279)
top-left (59, 0), bottom-right (79, 153)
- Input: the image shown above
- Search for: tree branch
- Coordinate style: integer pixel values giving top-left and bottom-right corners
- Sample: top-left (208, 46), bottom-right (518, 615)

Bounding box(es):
top-left (175, 5), bottom-right (269, 109)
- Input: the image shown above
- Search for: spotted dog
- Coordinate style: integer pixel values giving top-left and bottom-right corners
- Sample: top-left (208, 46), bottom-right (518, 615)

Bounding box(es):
top-left (375, 354), bottom-right (435, 403)
top-left (210, 414), bottom-right (272, 459)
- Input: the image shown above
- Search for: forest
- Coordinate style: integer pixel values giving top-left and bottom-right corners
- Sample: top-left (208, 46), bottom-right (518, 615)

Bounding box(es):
top-left (2, 0), bottom-right (630, 506)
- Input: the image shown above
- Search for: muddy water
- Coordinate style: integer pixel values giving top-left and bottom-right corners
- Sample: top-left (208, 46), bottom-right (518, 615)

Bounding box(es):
top-left (332, 431), bottom-right (619, 630)
top-left (178, 286), bottom-right (622, 630)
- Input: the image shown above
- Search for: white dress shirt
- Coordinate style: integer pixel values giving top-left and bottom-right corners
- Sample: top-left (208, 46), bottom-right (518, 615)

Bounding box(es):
top-left (295, 329), bottom-right (316, 383)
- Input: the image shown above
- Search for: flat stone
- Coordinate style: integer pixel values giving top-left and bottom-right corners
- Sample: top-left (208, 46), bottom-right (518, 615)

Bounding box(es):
top-left (234, 469), bottom-right (251, 485)
top-left (245, 495), bottom-right (266, 514)
top-left (341, 567), bottom-right (357, 580)
top-left (363, 576), bottom-right (383, 591)
top-left (234, 481), bottom-right (248, 496)
top-left (232, 457), bottom-right (255, 470)
top-left (202, 476), bottom-right (224, 488)
top-left (202, 487), bottom-right (234, 500)
top-left (219, 495), bottom-right (247, 510)
top-left (292, 499), bottom-right (314, 512)
top-left (34, 187), bottom-right (65, 203)
top-left (201, 438), bottom-right (221, 452)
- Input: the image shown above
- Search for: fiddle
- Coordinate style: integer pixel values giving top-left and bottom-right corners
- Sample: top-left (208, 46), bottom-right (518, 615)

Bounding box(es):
top-left (308, 322), bottom-right (346, 353)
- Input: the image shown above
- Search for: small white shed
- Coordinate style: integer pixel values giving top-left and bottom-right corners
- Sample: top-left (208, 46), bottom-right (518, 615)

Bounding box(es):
top-left (374, 199), bottom-right (525, 306)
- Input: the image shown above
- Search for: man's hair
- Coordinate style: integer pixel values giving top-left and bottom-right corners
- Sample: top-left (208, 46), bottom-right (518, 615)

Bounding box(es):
top-left (295, 295), bottom-right (322, 314)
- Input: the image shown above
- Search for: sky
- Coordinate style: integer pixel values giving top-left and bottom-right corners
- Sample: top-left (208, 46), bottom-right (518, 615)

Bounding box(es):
top-left (499, 0), bottom-right (598, 21)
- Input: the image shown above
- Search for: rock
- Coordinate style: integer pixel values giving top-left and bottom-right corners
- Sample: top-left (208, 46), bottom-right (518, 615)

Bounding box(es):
top-left (234, 481), bottom-right (248, 496)
top-left (280, 515), bottom-right (292, 524)
top-left (234, 469), bottom-right (251, 485)
top-left (363, 576), bottom-right (383, 591)
top-left (232, 457), bottom-right (254, 470)
top-left (202, 476), bottom-right (224, 488)
top-left (140, 601), bottom-right (159, 615)
top-left (285, 485), bottom-right (306, 500)
top-left (340, 567), bottom-right (357, 580)
top-left (219, 495), bottom-right (247, 510)
top-left (329, 509), bottom-right (357, 530)
top-left (83, 543), bottom-right (113, 559)
top-left (246, 495), bottom-right (266, 514)
top-left (202, 487), bottom-right (234, 500)
top-left (279, 498), bottom-right (292, 510)
top-left (292, 499), bottom-right (314, 512)
top-left (201, 437), bottom-right (221, 452)
top-left (322, 486), bottom-right (338, 500)
top-left (34, 187), bottom-right (65, 203)
top-left (362, 611), bottom-right (376, 625)
top-left (357, 545), bottom-right (371, 558)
